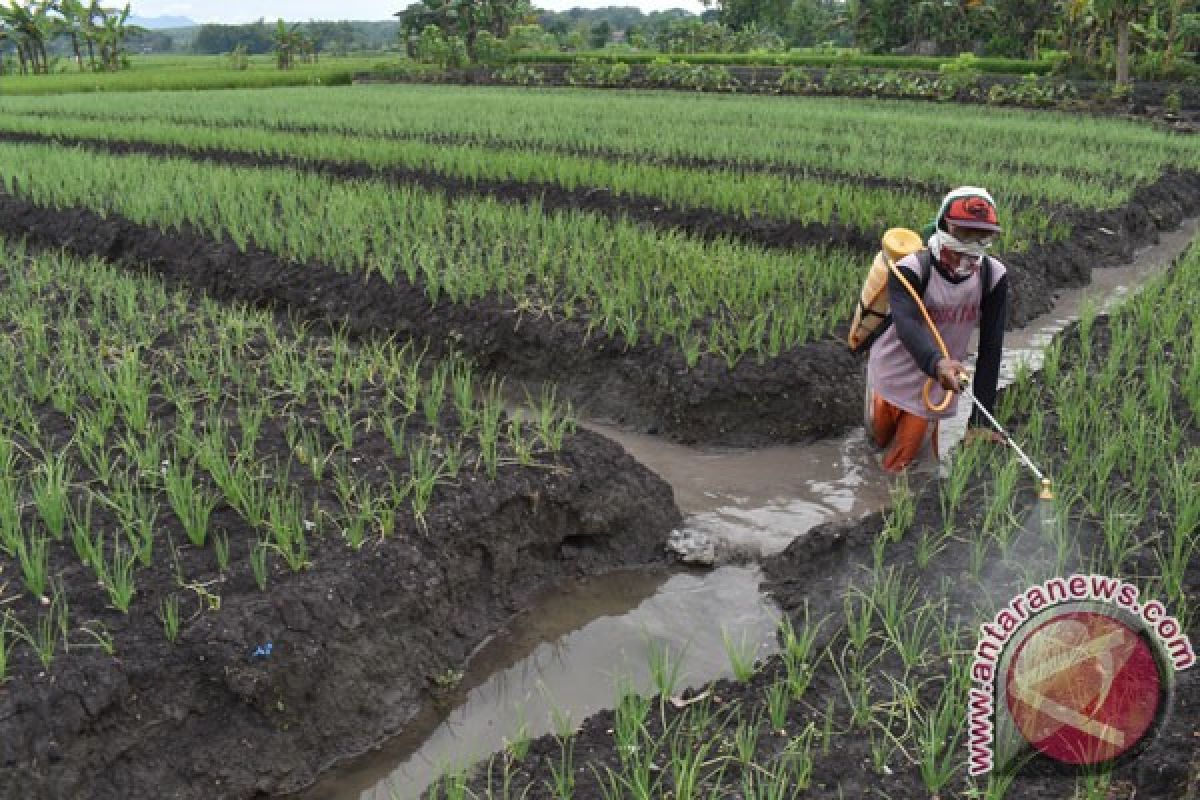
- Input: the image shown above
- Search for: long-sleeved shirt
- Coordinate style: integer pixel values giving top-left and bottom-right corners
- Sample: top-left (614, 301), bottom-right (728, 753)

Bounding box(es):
top-left (868, 251), bottom-right (1008, 425)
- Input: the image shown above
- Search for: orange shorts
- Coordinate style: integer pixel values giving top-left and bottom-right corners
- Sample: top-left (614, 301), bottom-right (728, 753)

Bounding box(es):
top-left (870, 392), bottom-right (939, 473)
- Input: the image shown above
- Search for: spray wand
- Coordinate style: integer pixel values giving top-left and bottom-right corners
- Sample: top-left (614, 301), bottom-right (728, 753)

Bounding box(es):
top-left (956, 375), bottom-right (1054, 501)
top-left (883, 244), bottom-right (1055, 502)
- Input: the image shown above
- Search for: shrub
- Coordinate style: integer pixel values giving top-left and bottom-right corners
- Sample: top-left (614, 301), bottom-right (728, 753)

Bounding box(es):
top-left (227, 45), bottom-right (249, 71)
top-left (493, 64), bottom-right (543, 86)
top-left (473, 31), bottom-right (507, 66)
top-left (936, 53), bottom-right (981, 100)
top-left (565, 58), bottom-right (631, 87)
top-left (777, 66), bottom-right (814, 94)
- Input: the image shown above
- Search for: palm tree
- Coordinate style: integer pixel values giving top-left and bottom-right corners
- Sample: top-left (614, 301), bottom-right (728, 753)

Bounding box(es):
top-left (0, 23), bottom-right (11, 74)
top-left (1097, 0), bottom-right (1145, 86)
top-left (1, 2), bottom-right (51, 74)
top-left (92, 3), bottom-right (139, 70)
top-left (272, 19), bottom-right (305, 69)
top-left (50, 0), bottom-right (85, 69)
top-left (81, 0), bottom-right (101, 69)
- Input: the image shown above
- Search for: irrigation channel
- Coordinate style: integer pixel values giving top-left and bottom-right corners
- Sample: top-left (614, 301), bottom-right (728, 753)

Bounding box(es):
top-left (300, 218), bottom-right (1199, 800)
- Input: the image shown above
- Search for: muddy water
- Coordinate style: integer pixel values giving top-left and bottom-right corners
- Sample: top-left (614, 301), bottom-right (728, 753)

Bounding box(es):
top-left (302, 218), bottom-right (1196, 800)
top-left (302, 567), bottom-right (780, 799)
top-left (941, 218), bottom-right (1200, 451)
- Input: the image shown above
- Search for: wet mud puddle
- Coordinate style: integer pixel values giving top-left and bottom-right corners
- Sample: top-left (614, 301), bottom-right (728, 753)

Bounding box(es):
top-left (301, 219), bottom-right (1197, 800)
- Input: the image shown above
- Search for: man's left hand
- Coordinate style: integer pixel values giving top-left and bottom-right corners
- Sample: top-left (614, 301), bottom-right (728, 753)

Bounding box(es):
top-left (964, 427), bottom-right (1005, 445)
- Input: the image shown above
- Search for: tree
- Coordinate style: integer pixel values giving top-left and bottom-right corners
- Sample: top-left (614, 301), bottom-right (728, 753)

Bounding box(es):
top-left (0, 23), bottom-right (12, 74)
top-left (93, 3), bottom-right (140, 70)
top-left (992, 0), bottom-right (1057, 57)
top-left (306, 20), bottom-right (357, 57)
top-left (784, 0), bottom-right (845, 47)
top-left (395, 0), bottom-right (531, 58)
top-left (0, 2), bottom-right (51, 74)
top-left (1094, 0), bottom-right (1147, 84)
top-left (703, 0), bottom-right (790, 33)
top-left (272, 18), bottom-right (308, 69)
top-left (588, 19), bottom-right (610, 48)
top-left (191, 21), bottom-right (274, 55)
top-left (50, 0), bottom-right (85, 68)
top-left (847, 0), bottom-right (913, 53)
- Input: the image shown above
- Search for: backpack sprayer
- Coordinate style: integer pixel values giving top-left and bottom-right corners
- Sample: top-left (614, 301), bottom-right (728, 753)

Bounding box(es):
top-left (875, 227), bottom-right (1055, 503)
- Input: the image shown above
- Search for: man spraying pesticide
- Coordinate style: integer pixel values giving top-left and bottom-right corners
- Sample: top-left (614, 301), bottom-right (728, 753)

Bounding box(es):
top-left (848, 187), bottom-right (1010, 473)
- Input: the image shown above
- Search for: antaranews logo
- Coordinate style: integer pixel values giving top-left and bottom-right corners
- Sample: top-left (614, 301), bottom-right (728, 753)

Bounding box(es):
top-left (967, 574), bottom-right (1194, 777)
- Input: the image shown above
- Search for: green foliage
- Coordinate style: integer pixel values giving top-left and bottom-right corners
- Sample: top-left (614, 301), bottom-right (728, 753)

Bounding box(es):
top-left (641, 59), bottom-right (739, 91)
top-left (226, 45), bottom-right (249, 71)
top-left (492, 63), bottom-right (542, 86)
top-left (472, 31), bottom-right (507, 66)
top-left (508, 49), bottom-right (1053, 75)
top-left (986, 73), bottom-right (1079, 107)
top-left (565, 58), bottom-right (631, 87)
top-left (936, 53), bottom-right (982, 99)
top-left (415, 26), bottom-right (441, 64)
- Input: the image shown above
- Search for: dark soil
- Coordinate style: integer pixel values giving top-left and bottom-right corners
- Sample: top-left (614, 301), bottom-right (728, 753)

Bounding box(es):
top-left (0, 262), bottom-right (684, 800)
top-left (0, 129), bottom-right (879, 256)
top-left (1, 109), bottom-right (1081, 200)
top-left (0, 166), bottom-right (1197, 446)
top-left (759, 314), bottom-right (1200, 798)
top-left (0, 432), bottom-right (680, 800)
top-left (446, 283), bottom-right (1199, 800)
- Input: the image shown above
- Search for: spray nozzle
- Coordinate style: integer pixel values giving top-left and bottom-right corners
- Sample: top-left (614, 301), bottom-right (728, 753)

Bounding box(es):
top-left (1039, 478), bottom-right (1054, 501)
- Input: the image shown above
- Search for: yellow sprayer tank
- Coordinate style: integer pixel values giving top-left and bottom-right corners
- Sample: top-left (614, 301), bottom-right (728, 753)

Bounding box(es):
top-left (847, 227), bottom-right (924, 352)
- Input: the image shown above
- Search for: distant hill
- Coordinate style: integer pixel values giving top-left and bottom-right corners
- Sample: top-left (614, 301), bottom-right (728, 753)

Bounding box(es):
top-left (129, 15), bottom-right (197, 29)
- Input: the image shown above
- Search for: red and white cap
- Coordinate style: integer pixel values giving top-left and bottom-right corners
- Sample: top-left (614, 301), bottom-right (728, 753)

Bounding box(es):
top-left (938, 186), bottom-right (1002, 233)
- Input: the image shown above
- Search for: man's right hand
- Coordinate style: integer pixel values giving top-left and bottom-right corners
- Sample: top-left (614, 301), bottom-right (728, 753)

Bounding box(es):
top-left (935, 358), bottom-right (968, 392)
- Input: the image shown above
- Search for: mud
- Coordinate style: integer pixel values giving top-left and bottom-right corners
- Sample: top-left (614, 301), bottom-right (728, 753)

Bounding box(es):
top-left (443, 269), bottom-right (1200, 800)
top-left (297, 217), bottom-right (1198, 799)
top-left (300, 566), bottom-right (779, 800)
top-left (0, 129), bottom-right (878, 255)
top-left (0, 166), bottom-right (1196, 446)
top-left (0, 375), bottom-right (681, 800)
top-left (0, 107), bottom-right (1101, 199)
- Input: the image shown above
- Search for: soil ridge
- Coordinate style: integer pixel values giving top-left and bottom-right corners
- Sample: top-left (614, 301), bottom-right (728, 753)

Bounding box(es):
top-left (0, 428), bottom-right (681, 800)
top-left (0, 171), bottom-right (1196, 445)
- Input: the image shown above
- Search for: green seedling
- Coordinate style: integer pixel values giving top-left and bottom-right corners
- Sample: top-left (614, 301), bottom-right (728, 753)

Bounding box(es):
top-left (96, 538), bottom-right (138, 612)
top-left (0, 612), bottom-right (13, 683)
top-left (546, 735), bottom-right (575, 800)
top-left (77, 620), bottom-right (115, 656)
top-left (721, 627), bottom-right (759, 682)
top-left (160, 595), bottom-right (182, 643)
top-left (765, 680), bottom-right (790, 733)
top-left (31, 451), bottom-right (71, 540)
top-left (15, 528), bottom-right (50, 600)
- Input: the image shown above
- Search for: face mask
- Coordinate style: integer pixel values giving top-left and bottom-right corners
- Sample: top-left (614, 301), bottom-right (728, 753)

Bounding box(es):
top-left (950, 253), bottom-right (983, 277)
top-left (931, 230), bottom-right (988, 276)
top-left (935, 230), bottom-right (990, 258)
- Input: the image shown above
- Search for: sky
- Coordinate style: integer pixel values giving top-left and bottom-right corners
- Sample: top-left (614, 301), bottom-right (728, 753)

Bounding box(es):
top-left (132, 1), bottom-right (708, 25)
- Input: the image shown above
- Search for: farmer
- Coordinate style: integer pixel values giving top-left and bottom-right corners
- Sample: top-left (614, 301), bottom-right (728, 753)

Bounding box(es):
top-left (866, 187), bottom-right (1009, 472)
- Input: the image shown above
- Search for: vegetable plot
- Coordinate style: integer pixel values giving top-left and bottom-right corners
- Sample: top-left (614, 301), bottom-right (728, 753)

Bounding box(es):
top-left (0, 239), bottom-right (579, 676)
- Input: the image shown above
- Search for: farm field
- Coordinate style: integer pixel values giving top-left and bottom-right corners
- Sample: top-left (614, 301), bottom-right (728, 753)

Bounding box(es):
top-left (0, 84), bottom-right (1196, 799)
top-left (0, 55), bottom-right (380, 95)
top-left (440, 237), bottom-right (1200, 799)
top-left (0, 240), bottom-right (678, 799)
top-left (0, 86), bottom-right (1197, 445)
